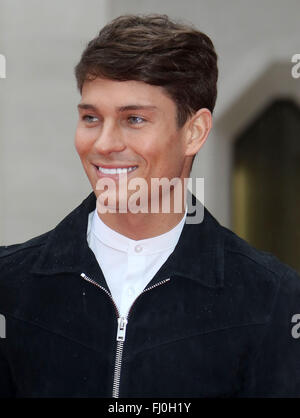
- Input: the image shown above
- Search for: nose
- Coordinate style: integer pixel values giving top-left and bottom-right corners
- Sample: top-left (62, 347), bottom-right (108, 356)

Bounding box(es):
top-left (94, 120), bottom-right (125, 155)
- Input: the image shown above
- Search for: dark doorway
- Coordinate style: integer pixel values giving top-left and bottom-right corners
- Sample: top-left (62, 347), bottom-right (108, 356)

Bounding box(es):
top-left (233, 99), bottom-right (300, 273)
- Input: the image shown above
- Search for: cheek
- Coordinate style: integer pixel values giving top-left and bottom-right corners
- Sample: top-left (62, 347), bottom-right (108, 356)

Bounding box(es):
top-left (74, 128), bottom-right (91, 156)
top-left (139, 131), bottom-right (169, 158)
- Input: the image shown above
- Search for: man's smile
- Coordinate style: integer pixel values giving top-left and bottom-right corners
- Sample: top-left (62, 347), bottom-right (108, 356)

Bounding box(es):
top-left (93, 163), bottom-right (139, 180)
top-left (96, 165), bottom-right (138, 174)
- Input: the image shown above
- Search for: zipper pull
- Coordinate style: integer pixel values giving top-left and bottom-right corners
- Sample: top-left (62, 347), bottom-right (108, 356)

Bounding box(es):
top-left (116, 317), bottom-right (128, 341)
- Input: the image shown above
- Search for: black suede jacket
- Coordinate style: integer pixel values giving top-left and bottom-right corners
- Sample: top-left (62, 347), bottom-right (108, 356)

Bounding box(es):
top-left (0, 192), bottom-right (300, 398)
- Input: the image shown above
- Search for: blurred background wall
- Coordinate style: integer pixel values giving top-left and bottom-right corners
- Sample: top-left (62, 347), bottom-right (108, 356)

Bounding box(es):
top-left (0, 0), bottom-right (299, 270)
top-left (0, 0), bottom-right (109, 244)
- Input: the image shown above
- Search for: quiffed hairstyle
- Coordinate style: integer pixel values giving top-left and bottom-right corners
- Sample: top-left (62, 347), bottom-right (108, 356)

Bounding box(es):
top-left (75, 14), bottom-right (218, 128)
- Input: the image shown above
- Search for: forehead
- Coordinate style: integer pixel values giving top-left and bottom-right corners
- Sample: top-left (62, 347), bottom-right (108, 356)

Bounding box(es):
top-left (80, 77), bottom-right (176, 112)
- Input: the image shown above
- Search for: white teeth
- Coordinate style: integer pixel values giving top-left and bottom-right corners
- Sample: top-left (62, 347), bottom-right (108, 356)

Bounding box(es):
top-left (98, 166), bottom-right (138, 174)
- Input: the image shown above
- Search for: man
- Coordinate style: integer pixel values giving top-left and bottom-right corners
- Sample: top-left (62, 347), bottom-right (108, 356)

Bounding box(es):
top-left (0, 14), bottom-right (300, 398)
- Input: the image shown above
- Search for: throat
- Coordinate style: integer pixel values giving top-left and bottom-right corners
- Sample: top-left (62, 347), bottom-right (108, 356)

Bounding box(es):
top-left (97, 211), bottom-right (186, 240)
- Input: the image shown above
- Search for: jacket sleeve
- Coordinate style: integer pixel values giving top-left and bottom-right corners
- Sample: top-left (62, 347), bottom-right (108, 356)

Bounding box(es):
top-left (0, 340), bottom-right (16, 398)
top-left (0, 252), bottom-right (16, 397)
top-left (247, 267), bottom-right (300, 397)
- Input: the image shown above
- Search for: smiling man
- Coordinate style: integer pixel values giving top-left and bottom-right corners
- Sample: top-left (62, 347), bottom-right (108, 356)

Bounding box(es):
top-left (0, 14), bottom-right (300, 398)
top-left (75, 77), bottom-right (210, 238)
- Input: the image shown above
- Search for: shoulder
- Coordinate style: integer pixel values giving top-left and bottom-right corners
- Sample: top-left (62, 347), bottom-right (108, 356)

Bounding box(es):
top-left (220, 224), bottom-right (300, 308)
top-left (0, 230), bottom-right (50, 258)
top-left (0, 231), bottom-right (51, 279)
top-left (221, 225), bottom-right (289, 275)
top-left (221, 224), bottom-right (299, 276)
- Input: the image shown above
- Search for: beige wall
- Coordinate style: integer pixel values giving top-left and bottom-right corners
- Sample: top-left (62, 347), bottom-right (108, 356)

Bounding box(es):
top-left (0, 0), bottom-right (108, 244)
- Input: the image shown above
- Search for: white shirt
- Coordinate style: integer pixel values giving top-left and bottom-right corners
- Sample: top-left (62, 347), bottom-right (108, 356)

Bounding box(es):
top-left (87, 208), bottom-right (187, 317)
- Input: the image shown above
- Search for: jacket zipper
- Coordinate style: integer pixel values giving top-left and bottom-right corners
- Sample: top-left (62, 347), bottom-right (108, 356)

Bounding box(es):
top-left (80, 272), bottom-right (170, 398)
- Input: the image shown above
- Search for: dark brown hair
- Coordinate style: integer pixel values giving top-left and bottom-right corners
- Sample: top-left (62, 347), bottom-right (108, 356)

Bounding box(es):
top-left (75, 14), bottom-right (218, 128)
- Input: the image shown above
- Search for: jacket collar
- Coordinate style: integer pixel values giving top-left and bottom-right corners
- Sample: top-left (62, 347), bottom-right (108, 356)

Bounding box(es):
top-left (31, 191), bottom-right (224, 289)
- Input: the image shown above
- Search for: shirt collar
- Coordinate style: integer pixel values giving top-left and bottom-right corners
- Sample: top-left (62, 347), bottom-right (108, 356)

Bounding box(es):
top-left (90, 206), bottom-right (188, 255)
top-left (30, 191), bottom-right (224, 290)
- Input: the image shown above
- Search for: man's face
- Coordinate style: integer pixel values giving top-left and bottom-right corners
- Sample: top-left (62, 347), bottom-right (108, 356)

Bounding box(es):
top-left (75, 77), bottom-right (191, 211)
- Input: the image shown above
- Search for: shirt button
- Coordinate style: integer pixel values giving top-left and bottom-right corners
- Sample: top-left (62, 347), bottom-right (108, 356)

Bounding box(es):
top-left (134, 244), bottom-right (143, 253)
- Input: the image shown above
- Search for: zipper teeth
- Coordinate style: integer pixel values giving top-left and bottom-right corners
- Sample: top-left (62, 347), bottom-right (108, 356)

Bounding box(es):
top-left (112, 341), bottom-right (124, 397)
top-left (80, 273), bottom-right (170, 398)
top-left (142, 278), bottom-right (170, 294)
top-left (80, 273), bottom-right (120, 317)
top-left (125, 277), bottom-right (171, 322)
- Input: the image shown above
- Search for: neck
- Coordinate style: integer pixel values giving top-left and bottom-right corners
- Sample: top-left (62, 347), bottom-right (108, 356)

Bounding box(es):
top-left (97, 187), bottom-right (187, 240)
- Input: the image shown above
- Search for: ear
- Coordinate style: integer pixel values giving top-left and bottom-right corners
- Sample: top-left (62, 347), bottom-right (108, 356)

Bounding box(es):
top-left (184, 108), bottom-right (212, 156)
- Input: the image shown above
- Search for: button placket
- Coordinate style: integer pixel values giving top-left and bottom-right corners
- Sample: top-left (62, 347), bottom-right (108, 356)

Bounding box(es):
top-left (127, 286), bottom-right (135, 297)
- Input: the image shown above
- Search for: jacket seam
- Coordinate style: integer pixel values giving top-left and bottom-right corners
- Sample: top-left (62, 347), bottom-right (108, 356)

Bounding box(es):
top-left (224, 247), bottom-right (284, 278)
top-left (0, 242), bottom-right (46, 260)
top-left (1, 311), bottom-right (111, 357)
top-left (1, 310), bottom-right (270, 362)
top-left (122, 320), bottom-right (268, 361)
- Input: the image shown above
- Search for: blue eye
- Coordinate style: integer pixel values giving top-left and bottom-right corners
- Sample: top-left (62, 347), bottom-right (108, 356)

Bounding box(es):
top-left (82, 115), bottom-right (98, 123)
top-left (128, 116), bottom-right (146, 125)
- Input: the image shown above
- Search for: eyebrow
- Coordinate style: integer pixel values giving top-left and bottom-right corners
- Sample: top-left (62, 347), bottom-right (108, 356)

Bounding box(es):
top-left (77, 103), bottom-right (158, 112)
